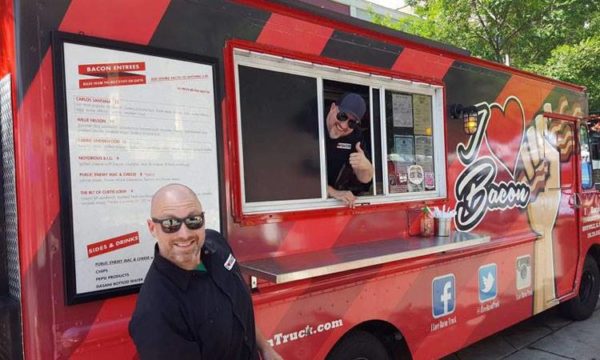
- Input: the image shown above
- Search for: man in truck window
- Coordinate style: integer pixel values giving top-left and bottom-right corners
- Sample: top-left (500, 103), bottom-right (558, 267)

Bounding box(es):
top-left (326, 93), bottom-right (374, 207)
top-left (129, 183), bottom-right (281, 360)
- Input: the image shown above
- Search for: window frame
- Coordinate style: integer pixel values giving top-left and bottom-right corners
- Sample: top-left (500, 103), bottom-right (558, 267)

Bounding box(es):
top-left (379, 87), bottom-right (446, 199)
top-left (579, 122), bottom-right (594, 191)
top-left (232, 47), bottom-right (447, 215)
top-left (583, 118), bottom-right (600, 190)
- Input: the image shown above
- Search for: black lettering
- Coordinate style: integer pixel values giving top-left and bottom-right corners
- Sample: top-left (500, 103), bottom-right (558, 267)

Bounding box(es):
top-left (455, 157), bottom-right (531, 231)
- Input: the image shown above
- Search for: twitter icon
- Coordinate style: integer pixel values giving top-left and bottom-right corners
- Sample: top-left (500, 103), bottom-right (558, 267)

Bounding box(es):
top-left (479, 263), bottom-right (497, 302)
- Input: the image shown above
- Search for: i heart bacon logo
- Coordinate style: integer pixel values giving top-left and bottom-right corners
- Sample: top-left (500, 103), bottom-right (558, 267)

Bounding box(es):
top-left (454, 96), bottom-right (531, 231)
top-left (484, 96), bottom-right (526, 176)
top-left (454, 95), bottom-right (532, 232)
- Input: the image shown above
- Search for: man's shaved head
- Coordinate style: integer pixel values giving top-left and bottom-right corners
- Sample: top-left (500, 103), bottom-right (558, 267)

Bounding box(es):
top-left (148, 183), bottom-right (205, 270)
top-left (150, 183), bottom-right (200, 216)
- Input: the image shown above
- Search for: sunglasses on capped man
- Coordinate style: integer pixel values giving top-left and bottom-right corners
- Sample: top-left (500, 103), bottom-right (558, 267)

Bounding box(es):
top-left (152, 212), bottom-right (205, 233)
top-left (336, 112), bottom-right (361, 129)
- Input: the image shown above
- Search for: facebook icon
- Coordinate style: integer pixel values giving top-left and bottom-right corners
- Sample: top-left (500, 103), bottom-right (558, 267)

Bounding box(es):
top-left (432, 274), bottom-right (456, 318)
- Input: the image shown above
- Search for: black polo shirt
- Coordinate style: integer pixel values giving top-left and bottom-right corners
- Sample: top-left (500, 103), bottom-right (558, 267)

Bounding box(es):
top-left (129, 230), bottom-right (258, 360)
top-left (326, 129), bottom-right (370, 194)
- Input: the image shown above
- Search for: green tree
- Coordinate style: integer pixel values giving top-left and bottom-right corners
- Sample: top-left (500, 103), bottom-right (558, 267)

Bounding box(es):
top-left (373, 0), bottom-right (599, 68)
top-left (371, 0), bottom-right (600, 110)
top-left (529, 36), bottom-right (600, 110)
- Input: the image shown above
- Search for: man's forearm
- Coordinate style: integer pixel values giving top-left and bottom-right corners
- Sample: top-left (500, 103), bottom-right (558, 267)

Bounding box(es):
top-left (256, 326), bottom-right (282, 360)
top-left (256, 327), bottom-right (269, 350)
top-left (327, 185), bottom-right (336, 197)
top-left (355, 166), bottom-right (373, 183)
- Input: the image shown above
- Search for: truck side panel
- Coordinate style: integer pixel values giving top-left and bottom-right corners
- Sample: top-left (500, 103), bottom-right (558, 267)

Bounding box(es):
top-left (253, 242), bottom-right (534, 359)
top-left (9, 1), bottom-right (594, 359)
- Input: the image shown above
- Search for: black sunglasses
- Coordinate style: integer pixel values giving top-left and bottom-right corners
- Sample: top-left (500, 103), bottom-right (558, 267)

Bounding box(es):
top-left (336, 112), bottom-right (360, 129)
top-left (152, 213), bottom-right (205, 233)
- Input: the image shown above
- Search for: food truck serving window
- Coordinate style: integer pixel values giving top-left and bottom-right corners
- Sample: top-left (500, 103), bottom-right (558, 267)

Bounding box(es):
top-left (233, 48), bottom-right (446, 214)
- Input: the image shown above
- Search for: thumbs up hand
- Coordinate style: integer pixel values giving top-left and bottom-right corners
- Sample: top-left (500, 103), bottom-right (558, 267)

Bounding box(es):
top-left (349, 141), bottom-right (372, 176)
top-left (355, 142), bottom-right (364, 153)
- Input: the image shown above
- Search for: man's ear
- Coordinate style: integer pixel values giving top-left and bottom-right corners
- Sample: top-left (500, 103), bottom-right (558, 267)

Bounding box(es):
top-left (147, 219), bottom-right (156, 237)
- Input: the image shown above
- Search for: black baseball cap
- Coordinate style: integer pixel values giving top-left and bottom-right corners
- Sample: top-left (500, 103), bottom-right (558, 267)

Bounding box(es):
top-left (338, 93), bottom-right (366, 121)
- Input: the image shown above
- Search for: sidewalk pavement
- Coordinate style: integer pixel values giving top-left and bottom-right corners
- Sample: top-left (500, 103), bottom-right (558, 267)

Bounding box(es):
top-left (444, 297), bottom-right (600, 360)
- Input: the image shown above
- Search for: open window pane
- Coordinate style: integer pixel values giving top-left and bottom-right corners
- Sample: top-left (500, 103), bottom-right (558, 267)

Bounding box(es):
top-left (323, 80), bottom-right (373, 196)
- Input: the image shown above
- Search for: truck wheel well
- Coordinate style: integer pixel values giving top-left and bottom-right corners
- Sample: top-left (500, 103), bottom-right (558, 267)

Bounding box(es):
top-left (588, 245), bottom-right (600, 273)
top-left (355, 320), bottom-right (412, 359)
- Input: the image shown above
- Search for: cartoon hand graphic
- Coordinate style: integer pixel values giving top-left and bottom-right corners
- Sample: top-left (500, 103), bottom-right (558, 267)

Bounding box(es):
top-left (519, 104), bottom-right (561, 313)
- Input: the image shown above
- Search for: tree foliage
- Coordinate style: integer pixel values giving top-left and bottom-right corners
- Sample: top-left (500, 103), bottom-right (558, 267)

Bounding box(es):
top-left (375, 0), bottom-right (598, 66)
top-left (529, 36), bottom-right (600, 110)
top-left (372, 0), bottom-right (600, 110)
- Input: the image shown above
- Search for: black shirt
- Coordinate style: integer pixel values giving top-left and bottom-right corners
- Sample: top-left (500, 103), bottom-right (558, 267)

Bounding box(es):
top-left (326, 130), bottom-right (370, 194)
top-left (129, 230), bottom-right (258, 360)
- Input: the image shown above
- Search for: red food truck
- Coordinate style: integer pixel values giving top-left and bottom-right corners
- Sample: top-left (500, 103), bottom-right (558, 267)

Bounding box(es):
top-left (1, 0), bottom-right (600, 359)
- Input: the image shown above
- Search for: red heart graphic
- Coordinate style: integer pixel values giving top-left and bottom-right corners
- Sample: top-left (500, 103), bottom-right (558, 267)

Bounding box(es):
top-left (485, 97), bottom-right (525, 175)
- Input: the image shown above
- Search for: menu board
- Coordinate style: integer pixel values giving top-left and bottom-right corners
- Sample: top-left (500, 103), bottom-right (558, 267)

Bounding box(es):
top-left (415, 135), bottom-right (435, 190)
top-left (55, 35), bottom-right (220, 303)
top-left (392, 93), bottom-right (413, 128)
top-left (413, 94), bottom-right (432, 135)
top-left (393, 135), bottom-right (414, 163)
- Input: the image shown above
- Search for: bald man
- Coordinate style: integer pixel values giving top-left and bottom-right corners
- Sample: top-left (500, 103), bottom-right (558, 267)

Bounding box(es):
top-left (129, 184), bottom-right (281, 360)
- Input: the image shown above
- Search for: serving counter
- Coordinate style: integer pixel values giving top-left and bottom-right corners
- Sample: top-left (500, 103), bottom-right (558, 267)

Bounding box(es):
top-left (240, 232), bottom-right (490, 284)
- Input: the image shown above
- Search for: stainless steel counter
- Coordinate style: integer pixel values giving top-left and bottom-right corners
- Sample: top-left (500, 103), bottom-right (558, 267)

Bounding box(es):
top-left (240, 232), bottom-right (490, 284)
